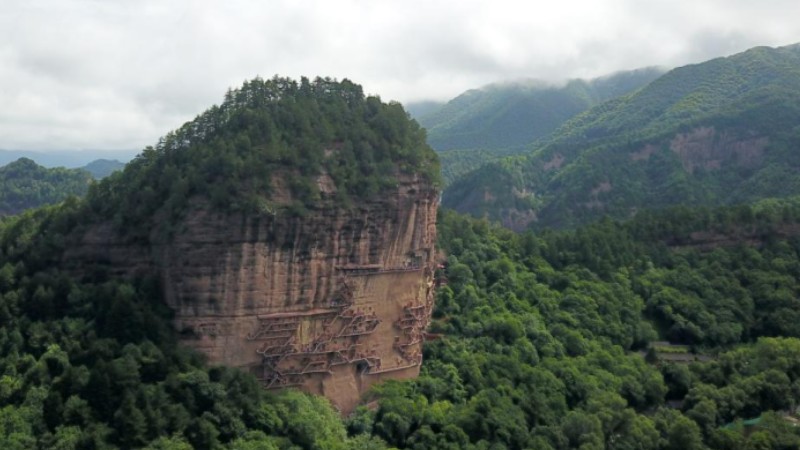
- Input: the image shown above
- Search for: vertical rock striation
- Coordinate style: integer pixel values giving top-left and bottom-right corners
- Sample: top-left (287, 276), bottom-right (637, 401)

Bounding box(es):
top-left (68, 172), bottom-right (438, 413)
top-left (168, 173), bottom-right (438, 413)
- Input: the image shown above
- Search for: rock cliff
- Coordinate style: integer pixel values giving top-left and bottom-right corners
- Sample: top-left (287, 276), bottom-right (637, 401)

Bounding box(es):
top-left (67, 171), bottom-right (438, 413)
top-left (66, 76), bottom-right (441, 413)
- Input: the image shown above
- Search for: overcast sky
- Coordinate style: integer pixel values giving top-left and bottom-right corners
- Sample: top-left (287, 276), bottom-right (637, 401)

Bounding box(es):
top-left (2, 0), bottom-right (800, 153)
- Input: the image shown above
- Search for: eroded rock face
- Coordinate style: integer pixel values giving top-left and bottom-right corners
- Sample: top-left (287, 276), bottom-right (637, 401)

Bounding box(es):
top-left (67, 173), bottom-right (438, 413)
top-left (669, 126), bottom-right (768, 173)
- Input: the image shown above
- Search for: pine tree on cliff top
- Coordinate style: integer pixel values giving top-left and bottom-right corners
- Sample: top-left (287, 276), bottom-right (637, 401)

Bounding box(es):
top-left (86, 76), bottom-right (440, 234)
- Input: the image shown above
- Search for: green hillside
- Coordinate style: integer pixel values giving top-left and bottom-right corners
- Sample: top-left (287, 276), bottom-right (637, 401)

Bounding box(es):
top-left (420, 68), bottom-right (662, 185)
top-left (86, 76), bottom-right (439, 237)
top-left (419, 68), bottom-right (663, 152)
top-left (443, 44), bottom-right (800, 230)
top-left (0, 158), bottom-right (92, 217)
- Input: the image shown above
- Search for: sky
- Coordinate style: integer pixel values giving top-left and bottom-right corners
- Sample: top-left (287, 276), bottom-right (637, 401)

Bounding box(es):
top-left (2, 0), bottom-right (800, 153)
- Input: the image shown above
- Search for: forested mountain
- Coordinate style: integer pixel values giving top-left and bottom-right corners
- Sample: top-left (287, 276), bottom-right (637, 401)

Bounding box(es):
top-left (81, 159), bottom-right (125, 179)
top-left (86, 76), bottom-right (439, 236)
top-left (0, 76), bottom-right (441, 449)
top-left (444, 43), bottom-right (800, 230)
top-left (419, 68), bottom-right (663, 152)
top-left (0, 158), bottom-right (92, 217)
top-left (418, 68), bottom-right (663, 185)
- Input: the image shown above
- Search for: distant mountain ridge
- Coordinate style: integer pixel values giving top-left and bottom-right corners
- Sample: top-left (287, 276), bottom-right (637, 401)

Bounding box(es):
top-left (443, 43), bottom-right (800, 230)
top-left (0, 149), bottom-right (135, 168)
top-left (418, 67), bottom-right (664, 152)
top-left (81, 159), bottom-right (126, 178)
top-left (416, 68), bottom-right (663, 185)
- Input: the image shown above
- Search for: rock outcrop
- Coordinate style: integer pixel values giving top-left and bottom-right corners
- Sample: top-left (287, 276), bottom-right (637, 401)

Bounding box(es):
top-left (67, 172), bottom-right (438, 413)
top-left (64, 76), bottom-right (441, 413)
top-left (668, 126), bottom-right (768, 174)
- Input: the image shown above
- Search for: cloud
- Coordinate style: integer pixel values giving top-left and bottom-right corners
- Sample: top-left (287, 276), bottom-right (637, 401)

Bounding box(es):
top-left (1, 0), bottom-right (800, 151)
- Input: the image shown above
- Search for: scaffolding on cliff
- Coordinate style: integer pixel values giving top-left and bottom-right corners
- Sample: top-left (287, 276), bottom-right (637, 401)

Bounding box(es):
top-left (247, 316), bottom-right (302, 340)
top-left (337, 309), bottom-right (380, 337)
top-left (253, 287), bottom-right (386, 389)
top-left (259, 339), bottom-right (384, 388)
top-left (330, 275), bottom-right (355, 308)
top-left (391, 302), bottom-right (429, 365)
top-left (335, 263), bottom-right (421, 275)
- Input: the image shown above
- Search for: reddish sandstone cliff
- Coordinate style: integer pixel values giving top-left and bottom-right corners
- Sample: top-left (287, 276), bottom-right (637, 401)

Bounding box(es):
top-left (67, 172), bottom-right (438, 413)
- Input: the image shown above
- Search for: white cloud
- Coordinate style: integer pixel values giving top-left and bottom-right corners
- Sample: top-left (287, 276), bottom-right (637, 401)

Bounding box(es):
top-left (1, 0), bottom-right (800, 151)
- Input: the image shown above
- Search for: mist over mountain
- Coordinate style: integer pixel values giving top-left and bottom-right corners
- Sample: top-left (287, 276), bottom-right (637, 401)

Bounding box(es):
top-left (444, 44), bottom-right (800, 230)
top-left (404, 100), bottom-right (446, 120)
top-left (0, 149), bottom-right (136, 169)
top-left (415, 68), bottom-right (663, 185)
top-left (420, 67), bottom-right (663, 152)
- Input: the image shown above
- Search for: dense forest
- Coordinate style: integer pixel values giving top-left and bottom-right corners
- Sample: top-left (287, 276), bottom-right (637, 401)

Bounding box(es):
top-left (443, 44), bottom-right (800, 229)
top-left (362, 201), bottom-right (800, 449)
top-left (5, 192), bottom-right (800, 448)
top-left (0, 158), bottom-right (92, 217)
top-left (436, 147), bottom-right (526, 187)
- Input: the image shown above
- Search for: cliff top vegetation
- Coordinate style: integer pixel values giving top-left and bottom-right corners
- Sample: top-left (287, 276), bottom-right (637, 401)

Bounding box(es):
top-left (86, 76), bottom-right (440, 235)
